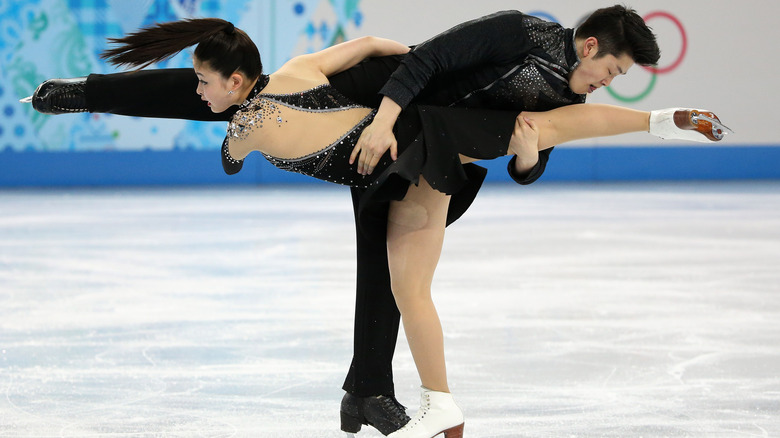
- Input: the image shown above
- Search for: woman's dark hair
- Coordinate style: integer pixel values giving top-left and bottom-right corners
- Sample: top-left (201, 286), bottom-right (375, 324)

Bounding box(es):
top-left (575, 5), bottom-right (660, 67)
top-left (101, 18), bottom-right (262, 80)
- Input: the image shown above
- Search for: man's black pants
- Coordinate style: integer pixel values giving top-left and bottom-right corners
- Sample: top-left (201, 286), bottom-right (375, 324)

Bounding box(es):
top-left (85, 58), bottom-right (404, 396)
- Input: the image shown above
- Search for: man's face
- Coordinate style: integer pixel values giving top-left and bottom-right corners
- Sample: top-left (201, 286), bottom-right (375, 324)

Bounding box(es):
top-left (569, 47), bottom-right (635, 95)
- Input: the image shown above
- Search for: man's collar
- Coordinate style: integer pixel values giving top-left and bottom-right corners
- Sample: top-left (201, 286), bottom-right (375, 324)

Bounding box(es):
top-left (564, 28), bottom-right (580, 71)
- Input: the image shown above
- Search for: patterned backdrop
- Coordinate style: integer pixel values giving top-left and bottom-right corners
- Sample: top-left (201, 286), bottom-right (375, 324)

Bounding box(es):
top-left (0, 0), bottom-right (364, 152)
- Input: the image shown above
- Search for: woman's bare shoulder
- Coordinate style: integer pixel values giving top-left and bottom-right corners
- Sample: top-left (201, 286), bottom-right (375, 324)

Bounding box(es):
top-left (262, 70), bottom-right (328, 94)
top-left (271, 55), bottom-right (328, 85)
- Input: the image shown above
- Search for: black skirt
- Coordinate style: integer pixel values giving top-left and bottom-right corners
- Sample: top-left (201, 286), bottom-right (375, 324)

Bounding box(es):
top-left (358, 104), bottom-right (517, 229)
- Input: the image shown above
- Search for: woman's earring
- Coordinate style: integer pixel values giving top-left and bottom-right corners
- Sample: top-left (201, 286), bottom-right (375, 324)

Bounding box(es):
top-left (228, 90), bottom-right (234, 95)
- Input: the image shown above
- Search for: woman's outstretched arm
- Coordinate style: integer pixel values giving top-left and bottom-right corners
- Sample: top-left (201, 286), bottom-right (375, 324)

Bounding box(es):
top-left (281, 36), bottom-right (410, 79)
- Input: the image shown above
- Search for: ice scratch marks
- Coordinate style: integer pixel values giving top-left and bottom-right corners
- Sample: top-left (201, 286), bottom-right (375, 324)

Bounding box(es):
top-left (667, 351), bottom-right (727, 384)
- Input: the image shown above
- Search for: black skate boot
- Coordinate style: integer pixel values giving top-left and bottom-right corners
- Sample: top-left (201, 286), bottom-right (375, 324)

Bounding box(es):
top-left (21, 78), bottom-right (88, 114)
top-left (340, 392), bottom-right (410, 436)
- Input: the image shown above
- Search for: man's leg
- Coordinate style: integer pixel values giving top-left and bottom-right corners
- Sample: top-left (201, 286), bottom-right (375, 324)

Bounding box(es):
top-left (343, 188), bottom-right (400, 397)
top-left (330, 55), bottom-right (413, 436)
top-left (34, 55), bottom-right (404, 119)
top-left (29, 56), bottom-right (412, 436)
top-left (86, 68), bottom-right (231, 121)
top-left (340, 187), bottom-right (409, 436)
top-left (329, 55), bottom-right (407, 399)
top-left (31, 68), bottom-right (232, 121)
top-left (84, 60), bottom-right (408, 396)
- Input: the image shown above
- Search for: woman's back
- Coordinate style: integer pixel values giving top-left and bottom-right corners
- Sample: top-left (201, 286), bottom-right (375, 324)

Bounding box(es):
top-left (226, 74), bottom-right (374, 162)
top-left (223, 72), bottom-right (383, 188)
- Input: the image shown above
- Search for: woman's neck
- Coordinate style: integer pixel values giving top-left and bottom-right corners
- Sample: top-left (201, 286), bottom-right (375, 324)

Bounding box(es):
top-left (234, 77), bottom-right (260, 105)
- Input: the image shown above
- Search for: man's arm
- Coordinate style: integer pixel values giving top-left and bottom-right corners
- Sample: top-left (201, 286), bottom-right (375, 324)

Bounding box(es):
top-left (380, 10), bottom-right (534, 109)
top-left (328, 55), bottom-right (404, 108)
top-left (353, 10), bottom-right (537, 174)
top-left (508, 148), bottom-right (552, 185)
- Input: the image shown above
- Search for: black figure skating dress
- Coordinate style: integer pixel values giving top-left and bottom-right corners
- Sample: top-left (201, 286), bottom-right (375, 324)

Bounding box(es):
top-left (222, 75), bottom-right (519, 226)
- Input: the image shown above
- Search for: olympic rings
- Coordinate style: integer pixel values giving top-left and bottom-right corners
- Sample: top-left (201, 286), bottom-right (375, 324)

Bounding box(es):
top-left (641, 11), bottom-right (688, 74)
top-left (605, 70), bottom-right (657, 103)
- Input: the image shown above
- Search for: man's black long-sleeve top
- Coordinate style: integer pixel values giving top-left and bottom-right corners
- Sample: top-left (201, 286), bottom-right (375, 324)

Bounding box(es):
top-left (379, 10), bottom-right (587, 184)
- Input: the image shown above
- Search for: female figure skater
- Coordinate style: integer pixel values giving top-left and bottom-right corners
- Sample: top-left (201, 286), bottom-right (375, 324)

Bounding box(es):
top-left (59, 14), bottom-right (728, 438)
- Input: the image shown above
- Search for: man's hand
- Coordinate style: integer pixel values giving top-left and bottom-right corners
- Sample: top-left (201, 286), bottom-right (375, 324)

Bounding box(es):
top-left (508, 114), bottom-right (540, 174)
top-left (350, 97), bottom-right (402, 175)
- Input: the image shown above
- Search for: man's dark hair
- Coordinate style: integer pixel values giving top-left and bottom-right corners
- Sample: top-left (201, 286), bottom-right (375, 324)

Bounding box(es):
top-left (575, 4), bottom-right (660, 66)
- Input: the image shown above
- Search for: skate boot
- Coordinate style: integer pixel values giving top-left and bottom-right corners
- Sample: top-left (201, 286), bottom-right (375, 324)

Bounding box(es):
top-left (386, 387), bottom-right (464, 438)
top-left (20, 78), bottom-right (88, 114)
top-left (650, 108), bottom-right (733, 142)
top-left (341, 393), bottom-right (411, 436)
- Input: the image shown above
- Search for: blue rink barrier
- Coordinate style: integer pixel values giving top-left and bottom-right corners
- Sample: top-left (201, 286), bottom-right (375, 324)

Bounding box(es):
top-left (0, 145), bottom-right (778, 187)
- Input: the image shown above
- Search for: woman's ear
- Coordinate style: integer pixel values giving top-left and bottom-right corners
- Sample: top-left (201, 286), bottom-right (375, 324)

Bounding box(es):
top-left (229, 73), bottom-right (244, 92)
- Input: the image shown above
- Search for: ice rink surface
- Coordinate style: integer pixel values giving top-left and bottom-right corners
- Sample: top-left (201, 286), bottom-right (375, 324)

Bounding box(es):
top-left (1, 181), bottom-right (778, 437)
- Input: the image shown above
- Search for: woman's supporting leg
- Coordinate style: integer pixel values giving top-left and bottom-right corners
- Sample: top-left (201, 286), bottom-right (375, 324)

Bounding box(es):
top-left (385, 177), bottom-right (464, 438)
top-left (386, 177), bottom-right (451, 393)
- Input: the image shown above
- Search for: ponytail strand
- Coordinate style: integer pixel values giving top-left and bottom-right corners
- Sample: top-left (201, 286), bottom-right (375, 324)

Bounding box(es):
top-left (100, 18), bottom-right (262, 80)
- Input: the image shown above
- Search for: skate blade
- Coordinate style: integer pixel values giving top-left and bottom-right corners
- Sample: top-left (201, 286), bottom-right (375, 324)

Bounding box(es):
top-left (19, 96), bottom-right (32, 103)
top-left (705, 116), bottom-right (734, 134)
top-left (690, 111), bottom-right (734, 141)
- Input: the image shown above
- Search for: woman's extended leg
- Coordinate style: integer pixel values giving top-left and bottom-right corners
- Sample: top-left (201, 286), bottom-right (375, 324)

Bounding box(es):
top-left (521, 103), bottom-right (730, 150)
top-left (522, 103), bottom-right (649, 149)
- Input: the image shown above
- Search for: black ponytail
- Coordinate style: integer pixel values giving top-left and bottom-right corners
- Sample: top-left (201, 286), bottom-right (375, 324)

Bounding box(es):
top-left (101, 18), bottom-right (262, 80)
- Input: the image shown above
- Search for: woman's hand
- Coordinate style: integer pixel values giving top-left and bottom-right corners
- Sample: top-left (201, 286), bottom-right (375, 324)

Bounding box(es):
top-left (350, 96), bottom-right (402, 175)
top-left (509, 114), bottom-right (540, 174)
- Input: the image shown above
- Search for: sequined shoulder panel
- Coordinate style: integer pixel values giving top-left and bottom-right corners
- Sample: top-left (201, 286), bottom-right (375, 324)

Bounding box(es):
top-left (522, 15), bottom-right (569, 68)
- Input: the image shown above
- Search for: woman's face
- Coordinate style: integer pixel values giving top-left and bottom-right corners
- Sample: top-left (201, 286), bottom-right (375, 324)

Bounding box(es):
top-left (193, 58), bottom-right (239, 113)
top-left (568, 39), bottom-right (635, 95)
